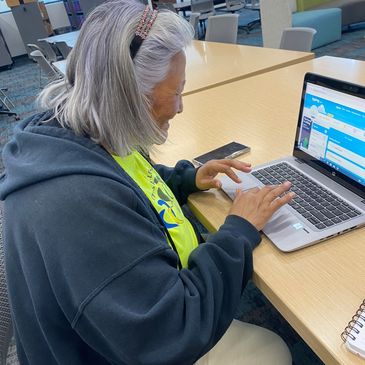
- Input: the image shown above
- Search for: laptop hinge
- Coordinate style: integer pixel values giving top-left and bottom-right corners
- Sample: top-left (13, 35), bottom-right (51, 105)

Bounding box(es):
top-left (294, 158), bottom-right (305, 164)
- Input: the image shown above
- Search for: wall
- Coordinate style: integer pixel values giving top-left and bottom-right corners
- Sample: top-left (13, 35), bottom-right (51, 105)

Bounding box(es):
top-left (0, 1), bottom-right (70, 57)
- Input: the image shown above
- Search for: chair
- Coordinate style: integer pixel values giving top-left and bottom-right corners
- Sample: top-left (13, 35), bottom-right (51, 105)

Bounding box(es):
top-left (225, 0), bottom-right (245, 12)
top-left (30, 50), bottom-right (62, 87)
top-left (37, 40), bottom-right (59, 64)
top-left (79, 0), bottom-right (105, 16)
top-left (279, 27), bottom-right (317, 51)
top-left (189, 12), bottom-right (201, 39)
top-left (241, 0), bottom-right (261, 33)
top-left (55, 41), bottom-right (72, 59)
top-left (205, 14), bottom-right (239, 44)
top-left (0, 88), bottom-right (18, 119)
top-left (27, 43), bottom-right (43, 54)
top-left (155, 2), bottom-right (177, 12)
top-left (245, 0), bottom-right (260, 6)
top-left (191, 0), bottom-right (215, 21)
top-left (260, 0), bottom-right (341, 49)
top-left (0, 202), bottom-right (14, 365)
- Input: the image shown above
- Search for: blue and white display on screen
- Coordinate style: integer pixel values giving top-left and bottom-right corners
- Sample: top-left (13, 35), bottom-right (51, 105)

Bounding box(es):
top-left (298, 82), bottom-right (365, 187)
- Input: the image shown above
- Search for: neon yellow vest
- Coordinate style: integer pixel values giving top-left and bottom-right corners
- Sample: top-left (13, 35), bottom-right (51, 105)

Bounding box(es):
top-left (113, 151), bottom-right (199, 268)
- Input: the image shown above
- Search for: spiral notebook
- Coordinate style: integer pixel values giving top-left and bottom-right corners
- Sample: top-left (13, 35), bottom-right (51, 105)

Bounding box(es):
top-left (341, 299), bottom-right (365, 359)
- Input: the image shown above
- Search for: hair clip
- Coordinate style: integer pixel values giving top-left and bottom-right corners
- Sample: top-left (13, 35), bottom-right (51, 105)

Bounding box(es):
top-left (130, 6), bottom-right (158, 59)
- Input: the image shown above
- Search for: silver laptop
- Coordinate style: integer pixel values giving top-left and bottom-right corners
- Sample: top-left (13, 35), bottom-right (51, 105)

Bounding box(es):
top-left (220, 73), bottom-right (365, 252)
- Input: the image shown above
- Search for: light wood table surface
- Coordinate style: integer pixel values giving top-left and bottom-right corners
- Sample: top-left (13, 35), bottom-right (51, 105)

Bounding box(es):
top-left (183, 40), bottom-right (313, 95)
top-left (49, 39), bottom-right (313, 96)
top-left (152, 56), bottom-right (365, 365)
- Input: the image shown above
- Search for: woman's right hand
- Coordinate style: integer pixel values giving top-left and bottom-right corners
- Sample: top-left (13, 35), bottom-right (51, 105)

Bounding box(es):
top-left (228, 182), bottom-right (295, 231)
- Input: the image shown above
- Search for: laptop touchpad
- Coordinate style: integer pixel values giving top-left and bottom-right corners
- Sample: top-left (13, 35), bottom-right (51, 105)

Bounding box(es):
top-left (220, 173), bottom-right (261, 200)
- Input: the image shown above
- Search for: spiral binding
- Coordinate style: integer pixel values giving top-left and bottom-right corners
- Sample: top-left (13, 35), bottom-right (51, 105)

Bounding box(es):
top-left (341, 299), bottom-right (365, 343)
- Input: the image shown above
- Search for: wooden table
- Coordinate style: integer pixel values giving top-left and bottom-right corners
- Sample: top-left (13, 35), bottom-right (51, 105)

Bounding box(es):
top-left (152, 56), bottom-right (365, 365)
top-left (51, 40), bottom-right (313, 96)
top-left (183, 40), bottom-right (313, 95)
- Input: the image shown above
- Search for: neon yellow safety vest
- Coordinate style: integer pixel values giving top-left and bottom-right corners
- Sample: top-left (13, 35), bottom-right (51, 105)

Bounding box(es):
top-left (113, 151), bottom-right (199, 268)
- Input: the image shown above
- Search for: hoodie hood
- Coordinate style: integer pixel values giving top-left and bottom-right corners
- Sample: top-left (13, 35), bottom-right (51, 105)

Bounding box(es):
top-left (0, 111), bottom-right (127, 200)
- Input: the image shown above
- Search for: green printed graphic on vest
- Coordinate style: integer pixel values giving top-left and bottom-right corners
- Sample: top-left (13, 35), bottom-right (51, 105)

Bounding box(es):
top-left (112, 151), bottom-right (199, 268)
top-left (146, 168), bottom-right (184, 229)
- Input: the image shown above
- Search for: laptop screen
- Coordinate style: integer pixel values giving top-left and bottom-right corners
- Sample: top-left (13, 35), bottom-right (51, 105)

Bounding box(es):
top-left (297, 81), bottom-right (365, 188)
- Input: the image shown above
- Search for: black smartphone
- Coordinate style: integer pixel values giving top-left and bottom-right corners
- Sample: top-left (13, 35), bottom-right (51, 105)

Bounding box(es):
top-left (192, 142), bottom-right (251, 166)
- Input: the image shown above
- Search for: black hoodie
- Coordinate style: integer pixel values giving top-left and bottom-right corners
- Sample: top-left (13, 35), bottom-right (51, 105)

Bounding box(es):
top-left (0, 111), bottom-right (261, 365)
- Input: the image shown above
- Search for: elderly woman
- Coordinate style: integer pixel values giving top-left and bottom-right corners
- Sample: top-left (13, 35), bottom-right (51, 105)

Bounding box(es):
top-left (0, 1), bottom-right (294, 364)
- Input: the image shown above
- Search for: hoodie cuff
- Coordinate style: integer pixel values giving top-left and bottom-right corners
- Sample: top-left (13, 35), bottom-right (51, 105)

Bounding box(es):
top-left (223, 215), bottom-right (261, 250)
top-left (179, 161), bottom-right (200, 195)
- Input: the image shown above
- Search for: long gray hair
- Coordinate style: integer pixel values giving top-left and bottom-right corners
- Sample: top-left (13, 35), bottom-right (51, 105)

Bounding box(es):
top-left (38, 0), bottom-right (194, 156)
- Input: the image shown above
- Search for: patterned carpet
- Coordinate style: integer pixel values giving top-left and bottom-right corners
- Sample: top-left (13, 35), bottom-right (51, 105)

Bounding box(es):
top-left (2, 9), bottom-right (365, 365)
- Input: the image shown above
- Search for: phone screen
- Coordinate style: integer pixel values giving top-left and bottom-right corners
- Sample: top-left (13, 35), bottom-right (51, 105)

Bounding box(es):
top-left (193, 142), bottom-right (250, 166)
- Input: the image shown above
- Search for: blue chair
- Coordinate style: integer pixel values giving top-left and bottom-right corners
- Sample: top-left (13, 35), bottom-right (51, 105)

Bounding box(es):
top-left (292, 8), bottom-right (342, 49)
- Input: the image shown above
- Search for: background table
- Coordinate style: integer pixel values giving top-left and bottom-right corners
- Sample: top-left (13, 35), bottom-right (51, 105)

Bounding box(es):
top-left (53, 60), bottom-right (66, 75)
top-left (183, 40), bottom-right (313, 95)
top-left (152, 55), bottom-right (365, 365)
top-left (39, 30), bottom-right (80, 48)
top-left (50, 38), bottom-right (313, 96)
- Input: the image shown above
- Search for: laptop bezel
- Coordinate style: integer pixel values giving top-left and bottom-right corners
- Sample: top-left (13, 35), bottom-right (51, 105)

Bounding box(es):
top-left (293, 72), bottom-right (365, 199)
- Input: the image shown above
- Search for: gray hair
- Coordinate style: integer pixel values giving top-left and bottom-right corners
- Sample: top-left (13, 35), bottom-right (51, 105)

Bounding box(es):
top-left (38, 0), bottom-right (194, 156)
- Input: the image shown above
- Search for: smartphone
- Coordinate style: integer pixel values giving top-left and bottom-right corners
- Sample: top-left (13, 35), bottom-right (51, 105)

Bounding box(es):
top-left (192, 142), bottom-right (251, 166)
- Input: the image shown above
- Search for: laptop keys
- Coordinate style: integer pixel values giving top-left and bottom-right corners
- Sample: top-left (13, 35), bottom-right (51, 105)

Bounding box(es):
top-left (252, 162), bottom-right (362, 230)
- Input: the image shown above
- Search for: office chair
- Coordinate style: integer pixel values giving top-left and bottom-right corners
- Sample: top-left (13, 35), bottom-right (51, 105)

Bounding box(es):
top-left (191, 0), bottom-right (215, 21)
top-left (79, 0), bottom-right (105, 17)
top-left (37, 40), bottom-right (59, 63)
top-left (225, 0), bottom-right (245, 13)
top-left (0, 202), bottom-right (14, 365)
top-left (279, 27), bottom-right (317, 52)
top-left (27, 43), bottom-right (43, 54)
top-left (28, 42), bottom-right (59, 64)
top-left (189, 13), bottom-right (201, 39)
top-left (55, 41), bottom-right (72, 59)
top-left (30, 50), bottom-right (63, 88)
top-left (154, 2), bottom-right (177, 12)
top-left (0, 88), bottom-right (18, 119)
top-left (205, 14), bottom-right (239, 44)
top-left (241, 0), bottom-right (261, 33)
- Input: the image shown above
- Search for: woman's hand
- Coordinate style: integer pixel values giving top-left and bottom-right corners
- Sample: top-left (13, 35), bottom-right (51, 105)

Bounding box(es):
top-left (195, 159), bottom-right (252, 191)
top-left (229, 182), bottom-right (295, 231)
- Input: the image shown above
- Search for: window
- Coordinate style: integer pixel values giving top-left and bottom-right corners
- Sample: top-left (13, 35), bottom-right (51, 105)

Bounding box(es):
top-left (0, 0), bottom-right (62, 14)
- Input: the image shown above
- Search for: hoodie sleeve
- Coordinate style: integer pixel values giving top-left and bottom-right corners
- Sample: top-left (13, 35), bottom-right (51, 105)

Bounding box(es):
top-left (22, 174), bottom-right (260, 365)
top-left (153, 160), bottom-right (199, 205)
top-left (74, 214), bottom-right (261, 365)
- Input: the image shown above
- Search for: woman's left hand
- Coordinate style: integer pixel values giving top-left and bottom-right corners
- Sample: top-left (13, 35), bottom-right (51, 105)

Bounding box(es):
top-left (195, 159), bottom-right (252, 191)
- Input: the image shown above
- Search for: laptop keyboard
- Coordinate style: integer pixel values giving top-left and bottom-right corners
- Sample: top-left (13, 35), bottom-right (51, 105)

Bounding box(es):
top-left (251, 162), bottom-right (362, 230)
